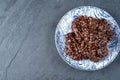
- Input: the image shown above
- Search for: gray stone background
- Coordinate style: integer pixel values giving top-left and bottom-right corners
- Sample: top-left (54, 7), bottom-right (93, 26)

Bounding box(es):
top-left (0, 0), bottom-right (119, 80)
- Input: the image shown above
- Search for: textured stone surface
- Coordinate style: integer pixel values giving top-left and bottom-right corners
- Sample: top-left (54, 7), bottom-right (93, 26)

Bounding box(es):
top-left (0, 0), bottom-right (119, 80)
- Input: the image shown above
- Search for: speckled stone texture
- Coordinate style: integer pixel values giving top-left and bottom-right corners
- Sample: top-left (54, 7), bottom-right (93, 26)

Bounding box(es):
top-left (0, 0), bottom-right (120, 80)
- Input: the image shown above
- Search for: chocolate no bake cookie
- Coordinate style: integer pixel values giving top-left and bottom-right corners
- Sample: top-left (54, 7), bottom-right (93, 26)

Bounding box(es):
top-left (64, 16), bottom-right (113, 62)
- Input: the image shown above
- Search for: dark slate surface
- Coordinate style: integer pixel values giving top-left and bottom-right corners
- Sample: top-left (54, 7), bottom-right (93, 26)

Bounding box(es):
top-left (0, 0), bottom-right (120, 80)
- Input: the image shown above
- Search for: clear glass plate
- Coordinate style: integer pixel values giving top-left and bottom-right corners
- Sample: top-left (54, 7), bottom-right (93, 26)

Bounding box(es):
top-left (55, 6), bottom-right (120, 71)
